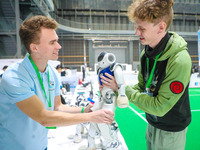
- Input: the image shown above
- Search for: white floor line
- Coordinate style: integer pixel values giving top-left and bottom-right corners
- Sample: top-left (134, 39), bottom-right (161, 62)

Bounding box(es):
top-left (189, 94), bottom-right (200, 96)
top-left (128, 107), bottom-right (200, 123)
top-left (191, 110), bottom-right (200, 112)
top-left (128, 106), bottom-right (148, 123)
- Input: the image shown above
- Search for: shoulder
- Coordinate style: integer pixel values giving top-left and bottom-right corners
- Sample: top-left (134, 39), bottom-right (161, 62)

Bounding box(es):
top-left (110, 63), bottom-right (122, 71)
top-left (0, 60), bottom-right (34, 96)
top-left (48, 64), bottom-right (60, 81)
top-left (167, 50), bottom-right (191, 73)
top-left (169, 50), bottom-right (191, 65)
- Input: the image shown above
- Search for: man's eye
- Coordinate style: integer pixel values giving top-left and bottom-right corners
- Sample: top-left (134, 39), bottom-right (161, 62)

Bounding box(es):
top-left (139, 28), bottom-right (145, 31)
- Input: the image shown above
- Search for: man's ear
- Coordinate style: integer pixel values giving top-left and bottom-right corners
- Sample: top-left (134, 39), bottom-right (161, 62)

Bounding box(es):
top-left (158, 21), bottom-right (167, 33)
top-left (30, 43), bottom-right (38, 53)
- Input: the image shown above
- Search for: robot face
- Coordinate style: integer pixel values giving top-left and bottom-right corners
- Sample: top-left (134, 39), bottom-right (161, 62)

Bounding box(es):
top-left (97, 52), bottom-right (116, 69)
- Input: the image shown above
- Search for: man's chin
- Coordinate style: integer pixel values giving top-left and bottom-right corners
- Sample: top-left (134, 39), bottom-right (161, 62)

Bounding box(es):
top-left (140, 40), bottom-right (146, 45)
top-left (49, 57), bottom-right (58, 61)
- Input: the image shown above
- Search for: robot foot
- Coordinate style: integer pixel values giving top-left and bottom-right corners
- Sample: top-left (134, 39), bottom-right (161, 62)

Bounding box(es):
top-left (78, 143), bottom-right (102, 150)
top-left (73, 134), bottom-right (82, 143)
top-left (82, 132), bottom-right (88, 138)
top-left (67, 134), bottom-right (74, 139)
top-left (103, 140), bottom-right (119, 150)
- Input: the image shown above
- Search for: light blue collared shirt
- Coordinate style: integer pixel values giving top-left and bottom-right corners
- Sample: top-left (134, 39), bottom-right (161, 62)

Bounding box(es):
top-left (0, 54), bottom-right (60, 150)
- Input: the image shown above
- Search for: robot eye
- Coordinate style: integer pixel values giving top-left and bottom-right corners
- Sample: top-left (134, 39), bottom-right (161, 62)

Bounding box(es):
top-left (97, 55), bottom-right (104, 62)
top-left (97, 52), bottom-right (106, 62)
top-left (108, 55), bottom-right (114, 62)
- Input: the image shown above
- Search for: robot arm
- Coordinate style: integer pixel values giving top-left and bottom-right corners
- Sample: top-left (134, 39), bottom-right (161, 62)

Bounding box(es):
top-left (112, 64), bottom-right (129, 108)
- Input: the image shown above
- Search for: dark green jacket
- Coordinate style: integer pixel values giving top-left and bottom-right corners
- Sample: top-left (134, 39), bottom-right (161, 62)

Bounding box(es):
top-left (126, 32), bottom-right (191, 131)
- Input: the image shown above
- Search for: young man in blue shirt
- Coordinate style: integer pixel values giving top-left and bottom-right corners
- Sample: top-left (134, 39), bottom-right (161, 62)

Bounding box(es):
top-left (0, 15), bottom-right (114, 150)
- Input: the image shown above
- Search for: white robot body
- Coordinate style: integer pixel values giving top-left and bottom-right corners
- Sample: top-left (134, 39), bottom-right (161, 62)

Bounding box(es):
top-left (112, 65), bottom-right (129, 108)
top-left (87, 52), bottom-right (129, 149)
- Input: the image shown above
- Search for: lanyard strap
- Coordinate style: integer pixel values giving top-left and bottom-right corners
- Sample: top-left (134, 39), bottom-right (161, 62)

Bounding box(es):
top-left (146, 52), bottom-right (162, 91)
top-left (28, 55), bottom-right (52, 108)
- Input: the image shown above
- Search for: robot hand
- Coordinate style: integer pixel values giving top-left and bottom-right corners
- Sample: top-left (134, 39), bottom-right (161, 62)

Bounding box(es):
top-left (117, 84), bottom-right (129, 108)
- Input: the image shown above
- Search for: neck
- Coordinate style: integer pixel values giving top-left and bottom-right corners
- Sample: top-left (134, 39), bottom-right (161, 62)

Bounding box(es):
top-left (151, 31), bottom-right (167, 49)
top-left (145, 31), bottom-right (170, 58)
top-left (30, 54), bottom-right (48, 73)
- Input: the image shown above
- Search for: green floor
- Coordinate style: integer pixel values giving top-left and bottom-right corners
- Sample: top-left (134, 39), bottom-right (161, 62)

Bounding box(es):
top-left (115, 88), bottom-right (200, 150)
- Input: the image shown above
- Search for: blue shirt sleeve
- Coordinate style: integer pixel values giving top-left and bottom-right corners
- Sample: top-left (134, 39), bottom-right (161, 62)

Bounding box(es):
top-left (1, 67), bottom-right (35, 104)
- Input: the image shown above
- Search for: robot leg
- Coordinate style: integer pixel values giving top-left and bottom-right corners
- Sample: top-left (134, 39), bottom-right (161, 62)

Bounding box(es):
top-left (88, 123), bottom-right (100, 150)
top-left (74, 124), bottom-right (83, 143)
top-left (97, 92), bottom-right (119, 149)
top-left (98, 123), bottom-right (119, 149)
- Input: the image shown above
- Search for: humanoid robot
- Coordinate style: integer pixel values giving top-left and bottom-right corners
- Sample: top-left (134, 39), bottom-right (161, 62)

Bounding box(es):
top-left (87, 51), bottom-right (129, 150)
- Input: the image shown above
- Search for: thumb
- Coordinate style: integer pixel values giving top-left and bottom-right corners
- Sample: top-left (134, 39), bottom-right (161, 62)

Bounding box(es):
top-left (86, 103), bottom-right (94, 112)
top-left (88, 103), bottom-right (94, 108)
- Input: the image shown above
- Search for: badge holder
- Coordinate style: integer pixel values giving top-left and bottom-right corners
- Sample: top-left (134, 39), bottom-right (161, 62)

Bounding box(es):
top-left (141, 88), bottom-right (153, 97)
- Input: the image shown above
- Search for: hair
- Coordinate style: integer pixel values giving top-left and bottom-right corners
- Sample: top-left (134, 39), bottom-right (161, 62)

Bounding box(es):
top-left (2, 65), bottom-right (8, 70)
top-left (56, 64), bottom-right (62, 70)
top-left (128, 0), bottom-right (174, 30)
top-left (19, 15), bottom-right (58, 53)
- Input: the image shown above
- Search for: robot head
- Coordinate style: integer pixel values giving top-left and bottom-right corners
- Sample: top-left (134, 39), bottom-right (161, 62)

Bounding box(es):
top-left (97, 52), bottom-right (116, 69)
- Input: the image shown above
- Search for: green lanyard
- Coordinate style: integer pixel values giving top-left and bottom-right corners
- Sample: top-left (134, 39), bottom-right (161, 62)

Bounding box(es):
top-left (28, 55), bottom-right (52, 109)
top-left (146, 52), bottom-right (162, 93)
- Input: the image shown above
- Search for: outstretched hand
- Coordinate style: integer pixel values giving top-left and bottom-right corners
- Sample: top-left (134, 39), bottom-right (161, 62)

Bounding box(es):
top-left (84, 103), bottom-right (93, 113)
top-left (90, 109), bottom-right (115, 124)
top-left (100, 73), bottom-right (118, 92)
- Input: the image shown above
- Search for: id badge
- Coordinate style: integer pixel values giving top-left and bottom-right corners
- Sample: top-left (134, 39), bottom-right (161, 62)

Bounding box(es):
top-left (141, 92), bottom-right (153, 97)
top-left (48, 107), bottom-right (53, 111)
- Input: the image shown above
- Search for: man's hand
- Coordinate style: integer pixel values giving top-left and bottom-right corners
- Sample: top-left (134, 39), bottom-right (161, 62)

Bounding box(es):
top-left (100, 73), bottom-right (118, 92)
top-left (90, 109), bottom-right (115, 124)
top-left (84, 103), bottom-right (93, 113)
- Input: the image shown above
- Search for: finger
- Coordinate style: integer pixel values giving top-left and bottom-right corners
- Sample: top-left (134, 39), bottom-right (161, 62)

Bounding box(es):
top-left (104, 110), bottom-right (115, 116)
top-left (85, 103), bottom-right (94, 113)
top-left (88, 103), bottom-right (94, 107)
top-left (86, 103), bottom-right (93, 110)
top-left (106, 115), bottom-right (115, 122)
top-left (103, 119), bottom-right (113, 124)
top-left (104, 73), bottom-right (114, 79)
top-left (101, 75), bottom-right (111, 82)
top-left (100, 76), bottom-right (109, 83)
top-left (101, 79), bottom-right (110, 84)
top-left (104, 116), bottom-right (114, 124)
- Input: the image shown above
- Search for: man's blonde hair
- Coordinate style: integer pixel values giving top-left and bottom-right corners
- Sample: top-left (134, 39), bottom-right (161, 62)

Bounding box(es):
top-left (128, 0), bottom-right (174, 30)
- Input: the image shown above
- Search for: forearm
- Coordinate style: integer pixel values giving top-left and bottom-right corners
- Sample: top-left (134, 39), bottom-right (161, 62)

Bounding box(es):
top-left (55, 104), bottom-right (83, 113)
top-left (16, 95), bottom-right (114, 127)
top-left (39, 110), bottom-right (90, 127)
top-left (126, 88), bottom-right (173, 117)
